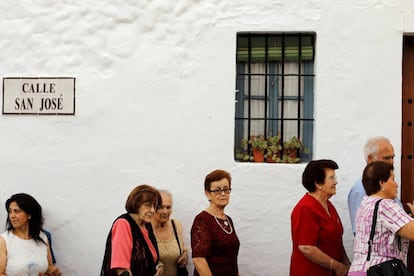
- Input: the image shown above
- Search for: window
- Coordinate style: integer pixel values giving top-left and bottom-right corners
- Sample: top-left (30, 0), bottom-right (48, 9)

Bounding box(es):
top-left (234, 33), bottom-right (315, 163)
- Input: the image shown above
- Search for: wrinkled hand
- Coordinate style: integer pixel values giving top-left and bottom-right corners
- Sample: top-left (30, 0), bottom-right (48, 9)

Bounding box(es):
top-left (154, 265), bottom-right (164, 276)
top-left (334, 262), bottom-right (349, 276)
top-left (177, 253), bottom-right (188, 267)
top-left (406, 200), bottom-right (414, 216)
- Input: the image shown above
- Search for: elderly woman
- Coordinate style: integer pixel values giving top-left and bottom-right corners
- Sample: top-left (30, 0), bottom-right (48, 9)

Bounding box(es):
top-left (349, 161), bottom-right (414, 275)
top-left (0, 193), bottom-right (61, 276)
top-left (101, 184), bottom-right (164, 276)
top-left (290, 159), bottom-right (350, 276)
top-left (151, 189), bottom-right (188, 276)
top-left (191, 169), bottom-right (240, 276)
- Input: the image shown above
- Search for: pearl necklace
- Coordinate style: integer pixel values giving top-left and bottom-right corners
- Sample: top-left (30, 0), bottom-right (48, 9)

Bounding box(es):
top-left (213, 214), bottom-right (233, 235)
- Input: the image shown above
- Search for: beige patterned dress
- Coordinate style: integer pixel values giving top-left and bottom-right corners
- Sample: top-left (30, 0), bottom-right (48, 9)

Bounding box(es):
top-left (155, 220), bottom-right (186, 276)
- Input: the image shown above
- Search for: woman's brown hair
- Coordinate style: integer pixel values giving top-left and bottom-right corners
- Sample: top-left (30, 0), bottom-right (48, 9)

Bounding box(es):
top-left (125, 184), bottom-right (162, 213)
top-left (204, 169), bottom-right (231, 191)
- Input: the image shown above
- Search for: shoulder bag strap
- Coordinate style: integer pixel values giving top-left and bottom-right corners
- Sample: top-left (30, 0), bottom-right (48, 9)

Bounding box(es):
top-left (171, 219), bottom-right (182, 254)
top-left (366, 199), bottom-right (383, 262)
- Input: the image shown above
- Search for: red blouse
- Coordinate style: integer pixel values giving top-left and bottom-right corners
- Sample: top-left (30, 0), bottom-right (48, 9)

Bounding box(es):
top-left (290, 193), bottom-right (345, 276)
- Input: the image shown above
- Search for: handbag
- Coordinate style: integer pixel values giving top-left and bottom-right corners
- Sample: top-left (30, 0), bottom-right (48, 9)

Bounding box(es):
top-left (366, 199), bottom-right (411, 276)
top-left (368, 258), bottom-right (410, 276)
top-left (172, 220), bottom-right (189, 276)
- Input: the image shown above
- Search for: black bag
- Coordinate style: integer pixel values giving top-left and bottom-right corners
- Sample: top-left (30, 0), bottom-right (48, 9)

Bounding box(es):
top-left (367, 258), bottom-right (411, 276)
top-left (177, 266), bottom-right (189, 276)
top-left (172, 220), bottom-right (189, 276)
top-left (366, 200), bottom-right (411, 276)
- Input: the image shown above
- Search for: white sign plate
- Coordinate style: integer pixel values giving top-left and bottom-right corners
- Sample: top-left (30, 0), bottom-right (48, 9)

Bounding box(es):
top-left (3, 77), bottom-right (75, 115)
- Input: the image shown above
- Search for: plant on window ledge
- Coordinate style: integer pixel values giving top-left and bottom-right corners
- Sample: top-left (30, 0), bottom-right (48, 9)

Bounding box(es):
top-left (282, 136), bottom-right (310, 163)
top-left (266, 134), bottom-right (282, 163)
top-left (235, 135), bottom-right (309, 163)
top-left (248, 135), bottom-right (267, 162)
top-left (235, 138), bottom-right (253, 162)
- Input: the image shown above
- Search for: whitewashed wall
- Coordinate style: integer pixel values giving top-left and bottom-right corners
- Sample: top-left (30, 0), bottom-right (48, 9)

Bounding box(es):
top-left (0, 0), bottom-right (413, 275)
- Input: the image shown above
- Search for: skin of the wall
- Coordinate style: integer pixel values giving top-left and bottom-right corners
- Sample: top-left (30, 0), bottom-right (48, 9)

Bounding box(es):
top-left (0, 0), bottom-right (412, 275)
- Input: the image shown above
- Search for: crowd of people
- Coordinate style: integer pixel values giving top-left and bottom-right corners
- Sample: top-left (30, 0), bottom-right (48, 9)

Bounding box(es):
top-left (0, 168), bottom-right (239, 276)
top-left (100, 168), bottom-right (239, 276)
top-left (3, 136), bottom-right (413, 275)
top-left (290, 136), bottom-right (414, 276)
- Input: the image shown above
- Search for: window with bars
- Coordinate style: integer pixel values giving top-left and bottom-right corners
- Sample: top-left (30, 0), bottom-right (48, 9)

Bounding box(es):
top-left (234, 33), bottom-right (315, 163)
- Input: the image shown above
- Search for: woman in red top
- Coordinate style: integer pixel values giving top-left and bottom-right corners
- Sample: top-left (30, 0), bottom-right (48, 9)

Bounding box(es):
top-left (191, 169), bottom-right (240, 276)
top-left (290, 160), bottom-right (350, 276)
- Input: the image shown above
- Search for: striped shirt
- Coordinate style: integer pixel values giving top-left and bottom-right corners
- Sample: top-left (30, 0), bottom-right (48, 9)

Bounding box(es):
top-left (349, 196), bottom-right (412, 272)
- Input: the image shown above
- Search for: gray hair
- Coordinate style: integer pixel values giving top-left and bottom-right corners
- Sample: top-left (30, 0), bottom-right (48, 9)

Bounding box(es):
top-left (158, 189), bottom-right (173, 199)
top-left (363, 136), bottom-right (391, 162)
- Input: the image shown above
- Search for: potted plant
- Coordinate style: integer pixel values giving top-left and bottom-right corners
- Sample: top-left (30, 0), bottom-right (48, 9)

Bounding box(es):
top-left (266, 134), bottom-right (282, 163)
top-left (235, 138), bottom-right (253, 161)
top-left (248, 135), bottom-right (267, 162)
top-left (282, 136), bottom-right (309, 163)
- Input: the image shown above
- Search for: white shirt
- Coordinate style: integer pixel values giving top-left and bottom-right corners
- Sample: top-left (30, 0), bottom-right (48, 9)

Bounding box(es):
top-left (1, 231), bottom-right (49, 276)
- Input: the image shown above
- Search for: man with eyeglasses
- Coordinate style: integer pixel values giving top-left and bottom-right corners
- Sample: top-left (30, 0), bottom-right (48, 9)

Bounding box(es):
top-left (347, 136), bottom-right (395, 235)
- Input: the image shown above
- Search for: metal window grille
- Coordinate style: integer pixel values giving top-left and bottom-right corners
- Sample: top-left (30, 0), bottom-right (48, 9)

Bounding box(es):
top-left (234, 32), bottom-right (315, 163)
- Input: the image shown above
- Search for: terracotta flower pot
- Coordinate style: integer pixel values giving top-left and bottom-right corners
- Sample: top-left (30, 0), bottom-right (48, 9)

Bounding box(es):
top-left (252, 148), bottom-right (264, 162)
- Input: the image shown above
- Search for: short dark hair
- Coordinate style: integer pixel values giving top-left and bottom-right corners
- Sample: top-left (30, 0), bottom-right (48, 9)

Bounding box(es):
top-left (362, 161), bottom-right (394, 195)
top-left (125, 184), bottom-right (161, 213)
top-left (204, 169), bottom-right (231, 191)
top-left (5, 193), bottom-right (46, 245)
top-left (302, 159), bottom-right (339, 192)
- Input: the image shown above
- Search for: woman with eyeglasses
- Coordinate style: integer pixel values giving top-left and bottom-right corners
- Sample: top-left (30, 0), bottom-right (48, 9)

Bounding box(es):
top-left (191, 169), bottom-right (240, 276)
top-left (101, 184), bottom-right (164, 276)
top-left (290, 160), bottom-right (351, 276)
top-left (348, 161), bottom-right (414, 275)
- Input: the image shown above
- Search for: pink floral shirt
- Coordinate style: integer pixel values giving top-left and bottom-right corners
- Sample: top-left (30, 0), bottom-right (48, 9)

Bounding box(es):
top-left (349, 196), bottom-right (412, 272)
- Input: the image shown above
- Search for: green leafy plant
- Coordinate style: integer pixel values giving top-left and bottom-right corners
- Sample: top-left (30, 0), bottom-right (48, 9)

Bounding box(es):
top-left (248, 135), bottom-right (267, 152)
top-left (235, 134), bottom-right (309, 163)
top-left (235, 138), bottom-right (253, 161)
top-left (247, 135), bottom-right (267, 162)
top-left (266, 134), bottom-right (282, 162)
top-left (282, 136), bottom-right (310, 163)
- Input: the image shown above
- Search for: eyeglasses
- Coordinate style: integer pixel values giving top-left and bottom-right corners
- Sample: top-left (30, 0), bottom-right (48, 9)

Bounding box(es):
top-left (327, 175), bottom-right (337, 181)
top-left (209, 188), bottom-right (232, 195)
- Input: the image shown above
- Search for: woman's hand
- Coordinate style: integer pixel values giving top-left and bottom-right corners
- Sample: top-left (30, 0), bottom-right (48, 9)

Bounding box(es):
top-left (177, 253), bottom-right (188, 267)
top-left (44, 265), bottom-right (62, 276)
top-left (333, 261), bottom-right (350, 276)
top-left (154, 263), bottom-right (164, 276)
top-left (407, 200), bottom-right (414, 216)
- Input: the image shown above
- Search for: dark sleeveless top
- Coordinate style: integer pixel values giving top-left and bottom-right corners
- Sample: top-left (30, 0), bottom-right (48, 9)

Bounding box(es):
top-left (101, 213), bottom-right (159, 276)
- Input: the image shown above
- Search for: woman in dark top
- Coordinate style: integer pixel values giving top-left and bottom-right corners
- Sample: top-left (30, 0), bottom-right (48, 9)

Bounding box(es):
top-left (101, 184), bottom-right (164, 276)
top-left (191, 169), bottom-right (240, 276)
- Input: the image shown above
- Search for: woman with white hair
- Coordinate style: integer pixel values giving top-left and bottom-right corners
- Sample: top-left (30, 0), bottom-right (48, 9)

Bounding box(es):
top-left (152, 189), bottom-right (188, 276)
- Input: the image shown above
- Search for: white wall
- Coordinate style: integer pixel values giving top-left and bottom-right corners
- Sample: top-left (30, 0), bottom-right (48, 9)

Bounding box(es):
top-left (0, 0), bottom-right (412, 275)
